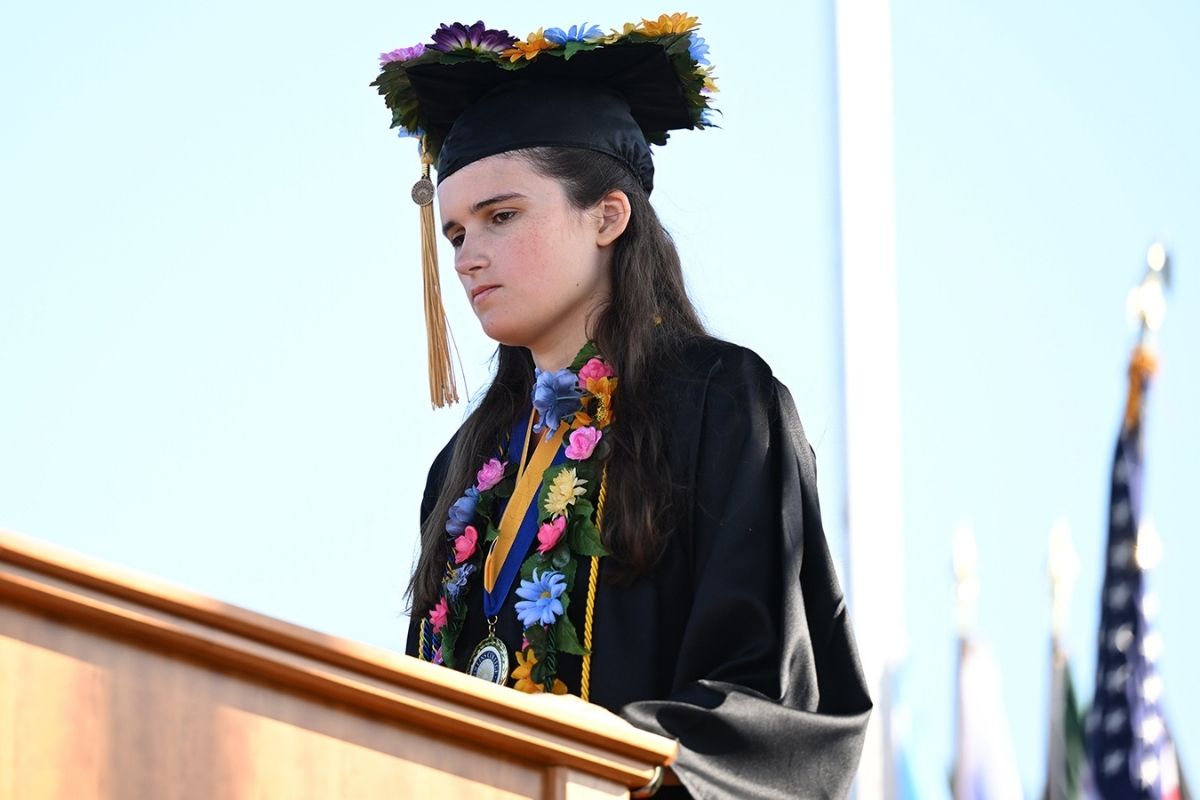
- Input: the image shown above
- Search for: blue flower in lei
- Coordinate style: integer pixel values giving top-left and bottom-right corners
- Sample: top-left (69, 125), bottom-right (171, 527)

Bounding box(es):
top-left (445, 487), bottom-right (479, 536)
top-left (514, 569), bottom-right (568, 627)
top-left (532, 367), bottom-right (581, 435)
top-left (444, 563), bottom-right (476, 601)
top-left (544, 23), bottom-right (603, 45)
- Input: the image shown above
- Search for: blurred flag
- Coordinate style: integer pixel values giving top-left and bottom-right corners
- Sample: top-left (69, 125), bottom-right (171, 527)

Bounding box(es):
top-left (1043, 649), bottom-right (1085, 800)
top-left (1045, 520), bottom-right (1085, 800)
top-left (1084, 344), bottom-right (1188, 799)
top-left (952, 639), bottom-right (1023, 800)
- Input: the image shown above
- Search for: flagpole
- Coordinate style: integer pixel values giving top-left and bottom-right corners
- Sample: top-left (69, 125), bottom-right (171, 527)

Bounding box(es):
top-left (951, 524), bottom-right (978, 800)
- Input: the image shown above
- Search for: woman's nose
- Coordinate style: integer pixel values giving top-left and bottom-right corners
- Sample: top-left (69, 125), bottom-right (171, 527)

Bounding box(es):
top-left (454, 237), bottom-right (487, 275)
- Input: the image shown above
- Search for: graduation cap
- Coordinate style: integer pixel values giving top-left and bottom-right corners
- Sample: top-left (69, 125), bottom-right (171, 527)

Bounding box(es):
top-left (371, 16), bottom-right (718, 407)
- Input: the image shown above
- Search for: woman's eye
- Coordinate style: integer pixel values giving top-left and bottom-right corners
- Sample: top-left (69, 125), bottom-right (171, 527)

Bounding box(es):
top-left (449, 233), bottom-right (464, 248)
top-left (492, 210), bottom-right (516, 225)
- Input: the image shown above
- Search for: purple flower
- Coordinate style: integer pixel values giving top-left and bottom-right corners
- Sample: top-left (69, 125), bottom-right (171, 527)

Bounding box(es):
top-left (514, 569), bottom-right (567, 627)
top-left (475, 457), bottom-right (506, 492)
top-left (544, 23), bottom-right (603, 45)
top-left (429, 21), bottom-right (516, 54)
top-left (445, 487), bottom-right (479, 536)
top-left (532, 367), bottom-right (582, 436)
top-left (688, 34), bottom-right (710, 66)
top-left (379, 43), bottom-right (426, 66)
top-left (445, 563), bottom-right (475, 601)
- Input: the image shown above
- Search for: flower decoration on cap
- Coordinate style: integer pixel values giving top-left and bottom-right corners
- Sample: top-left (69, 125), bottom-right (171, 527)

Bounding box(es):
top-left (544, 23), bottom-right (604, 44)
top-left (429, 21), bottom-right (516, 55)
top-left (502, 28), bottom-right (557, 62)
top-left (637, 12), bottom-right (699, 35)
top-left (372, 12), bottom-right (718, 163)
top-left (379, 43), bottom-right (425, 66)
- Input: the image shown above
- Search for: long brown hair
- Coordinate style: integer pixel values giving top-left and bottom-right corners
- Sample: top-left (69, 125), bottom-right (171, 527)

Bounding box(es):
top-left (408, 146), bottom-right (707, 614)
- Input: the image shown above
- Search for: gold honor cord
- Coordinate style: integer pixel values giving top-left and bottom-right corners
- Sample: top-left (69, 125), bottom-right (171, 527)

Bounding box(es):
top-left (483, 415), bottom-right (570, 593)
top-left (580, 466), bottom-right (607, 703)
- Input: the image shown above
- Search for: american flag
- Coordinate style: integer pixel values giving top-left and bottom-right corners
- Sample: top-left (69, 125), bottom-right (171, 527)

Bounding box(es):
top-left (1085, 346), bottom-right (1184, 800)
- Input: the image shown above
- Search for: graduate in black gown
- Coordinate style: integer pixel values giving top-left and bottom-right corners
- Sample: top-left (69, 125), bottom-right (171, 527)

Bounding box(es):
top-left (374, 15), bottom-right (871, 798)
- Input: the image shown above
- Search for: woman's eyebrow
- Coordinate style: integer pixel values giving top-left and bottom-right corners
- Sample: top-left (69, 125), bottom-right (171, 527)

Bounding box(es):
top-left (442, 192), bottom-right (528, 235)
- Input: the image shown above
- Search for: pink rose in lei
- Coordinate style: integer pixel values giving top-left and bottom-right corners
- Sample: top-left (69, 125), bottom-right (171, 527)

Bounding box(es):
top-left (536, 516), bottom-right (567, 554)
top-left (565, 426), bottom-right (602, 461)
top-left (475, 458), bottom-right (506, 492)
top-left (577, 357), bottom-right (615, 389)
top-left (454, 525), bottom-right (478, 564)
top-left (429, 597), bottom-right (449, 633)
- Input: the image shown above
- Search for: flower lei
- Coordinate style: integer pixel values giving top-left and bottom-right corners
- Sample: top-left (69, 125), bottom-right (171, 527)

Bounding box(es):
top-left (372, 14), bottom-right (718, 157)
top-left (426, 343), bottom-right (616, 694)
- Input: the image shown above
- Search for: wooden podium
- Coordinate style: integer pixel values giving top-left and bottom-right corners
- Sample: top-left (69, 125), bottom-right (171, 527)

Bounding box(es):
top-left (0, 532), bottom-right (677, 799)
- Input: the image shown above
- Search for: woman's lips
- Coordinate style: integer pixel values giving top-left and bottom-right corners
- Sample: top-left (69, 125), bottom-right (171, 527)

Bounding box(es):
top-left (471, 285), bottom-right (499, 304)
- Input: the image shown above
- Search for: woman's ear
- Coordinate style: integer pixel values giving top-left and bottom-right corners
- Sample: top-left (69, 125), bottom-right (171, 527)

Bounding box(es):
top-left (595, 190), bottom-right (632, 247)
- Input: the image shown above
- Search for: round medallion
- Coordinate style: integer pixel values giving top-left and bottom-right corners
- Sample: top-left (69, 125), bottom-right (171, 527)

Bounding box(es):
top-left (467, 635), bottom-right (509, 685)
top-left (410, 177), bottom-right (435, 206)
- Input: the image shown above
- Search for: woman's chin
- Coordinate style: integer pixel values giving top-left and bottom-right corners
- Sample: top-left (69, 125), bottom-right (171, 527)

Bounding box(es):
top-left (476, 319), bottom-right (530, 350)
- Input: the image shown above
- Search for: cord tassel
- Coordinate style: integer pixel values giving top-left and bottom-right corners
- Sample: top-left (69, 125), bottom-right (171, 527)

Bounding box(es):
top-left (414, 142), bottom-right (459, 408)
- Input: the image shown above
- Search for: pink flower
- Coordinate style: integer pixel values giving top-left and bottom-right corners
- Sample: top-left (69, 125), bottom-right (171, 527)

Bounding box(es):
top-left (577, 357), bottom-right (615, 389)
top-left (429, 597), bottom-right (449, 633)
top-left (475, 457), bottom-right (506, 492)
top-left (565, 426), bottom-right (603, 460)
top-left (454, 525), bottom-right (478, 564)
top-left (536, 516), bottom-right (567, 554)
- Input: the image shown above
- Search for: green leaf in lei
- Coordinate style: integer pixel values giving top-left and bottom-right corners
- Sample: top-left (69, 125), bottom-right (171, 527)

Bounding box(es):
top-left (485, 523), bottom-right (501, 543)
top-left (494, 476), bottom-right (515, 500)
top-left (550, 544), bottom-right (572, 570)
top-left (555, 614), bottom-right (588, 657)
top-left (569, 515), bottom-right (608, 558)
top-left (440, 599), bottom-right (467, 669)
top-left (562, 40), bottom-right (602, 60)
top-left (569, 341), bottom-right (600, 371)
top-left (525, 623), bottom-right (548, 651)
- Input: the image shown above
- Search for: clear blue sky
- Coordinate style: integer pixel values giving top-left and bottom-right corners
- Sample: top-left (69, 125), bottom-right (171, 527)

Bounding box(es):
top-left (2, 2), bottom-right (1196, 795)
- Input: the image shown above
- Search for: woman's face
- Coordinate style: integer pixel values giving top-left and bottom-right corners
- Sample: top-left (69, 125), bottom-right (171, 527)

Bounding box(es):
top-left (437, 154), bottom-right (613, 366)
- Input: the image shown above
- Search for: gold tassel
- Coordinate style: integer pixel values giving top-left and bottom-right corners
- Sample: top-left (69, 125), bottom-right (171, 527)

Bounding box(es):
top-left (1123, 344), bottom-right (1158, 432)
top-left (413, 140), bottom-right (458, 408)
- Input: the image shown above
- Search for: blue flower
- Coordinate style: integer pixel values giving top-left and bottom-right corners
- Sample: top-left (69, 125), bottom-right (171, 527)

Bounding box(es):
top-left (532, 367), bottom-right (581, 436)
top-left (688, 34), bottom-right (710, 66)
top-left (445, 487), bottom-right (479, 536)
top-left (444, 563), bottom-right (475, 601)
top-left (544, 23), bottom-right (603, 45)
top-left (515, 569), bottom-right (568, 627)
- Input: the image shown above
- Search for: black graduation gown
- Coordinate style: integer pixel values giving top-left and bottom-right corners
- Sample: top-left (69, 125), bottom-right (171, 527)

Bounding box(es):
top-left (407, 338), bottom-right (872, 799)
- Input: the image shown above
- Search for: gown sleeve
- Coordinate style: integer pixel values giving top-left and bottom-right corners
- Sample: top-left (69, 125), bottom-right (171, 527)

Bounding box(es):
top-left (617, 343), bottom-right (872, 800)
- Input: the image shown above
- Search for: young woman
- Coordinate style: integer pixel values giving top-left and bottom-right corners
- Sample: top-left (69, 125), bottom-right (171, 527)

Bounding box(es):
top-left (376, 16), bottom-right (871, 798)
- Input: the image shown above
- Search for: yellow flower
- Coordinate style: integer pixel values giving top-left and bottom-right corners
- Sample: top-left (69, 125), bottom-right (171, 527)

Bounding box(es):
top-left (500, 27), bottom-right (558, 62)
top-left (511, 648), bottom-right (569, 694)
top-left (544, 467), bottom-right (587, 517)
top-left (601, 21), bottom-right (639, 44)
top-left (637, 13), bottom-right (700, 36)
top-left (586, 376), bottom-right (617, 428)
top-left (699, 66), bottom-right (719, 94)
top-left (512, 648), bottom-right (540, 692)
